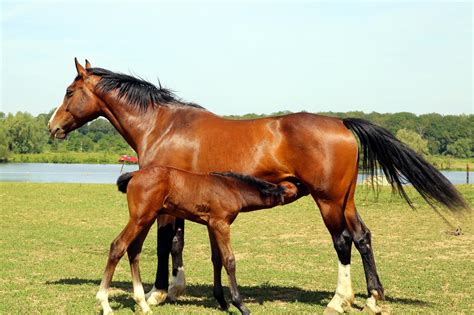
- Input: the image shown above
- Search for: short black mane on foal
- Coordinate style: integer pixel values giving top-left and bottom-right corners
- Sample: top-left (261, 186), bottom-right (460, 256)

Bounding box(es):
top-left (87, 67), bottom-right (203, 112)
top-left (211, 172), bottom-right (284, 198)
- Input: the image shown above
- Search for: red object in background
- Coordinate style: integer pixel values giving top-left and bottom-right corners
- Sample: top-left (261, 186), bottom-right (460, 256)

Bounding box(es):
top-left (118, 155), bottom-right (138, 164)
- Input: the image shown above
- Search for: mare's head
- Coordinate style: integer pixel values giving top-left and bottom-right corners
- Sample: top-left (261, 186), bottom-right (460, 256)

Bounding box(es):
top-left (48, 58), bottom-right (102, 139)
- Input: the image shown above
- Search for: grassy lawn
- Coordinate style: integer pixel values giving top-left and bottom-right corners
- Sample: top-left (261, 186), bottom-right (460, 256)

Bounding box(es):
top-left (0, 183), bottom-right (472, 314)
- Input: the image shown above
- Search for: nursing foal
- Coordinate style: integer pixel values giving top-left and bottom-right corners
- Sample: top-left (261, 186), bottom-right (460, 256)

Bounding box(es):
top-left (96, 166), bottom-right (297, 315)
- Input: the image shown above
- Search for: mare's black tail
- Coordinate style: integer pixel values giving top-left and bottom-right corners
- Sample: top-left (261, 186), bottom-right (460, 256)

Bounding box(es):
top-left (116, 172), bottom-right (135, 193)
top-left (343, 118), bottom-right (468, 211)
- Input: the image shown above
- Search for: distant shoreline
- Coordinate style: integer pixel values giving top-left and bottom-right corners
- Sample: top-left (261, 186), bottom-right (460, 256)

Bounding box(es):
top-left (2, 152), bottom-right (472, 172)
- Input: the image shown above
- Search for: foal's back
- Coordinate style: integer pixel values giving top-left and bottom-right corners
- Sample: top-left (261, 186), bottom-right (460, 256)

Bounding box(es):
top-left (121, 166), bottom-right (288, 225)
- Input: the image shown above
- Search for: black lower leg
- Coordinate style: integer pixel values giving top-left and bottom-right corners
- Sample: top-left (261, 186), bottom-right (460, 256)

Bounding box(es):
top-left (171, 219), bottom-right (185, 277)
top-left (333, 229), bottom-right (353, 265)
top-left (226, 257), bottom-right (250, 315)
top-left (212, 257), bottom-right (227, 310)
top-left (353, 221), bottom-right (384, 299)
top-left (155, 223), bottom-right (174, 290)
top-left (208, 228), bottom-right (227, 310)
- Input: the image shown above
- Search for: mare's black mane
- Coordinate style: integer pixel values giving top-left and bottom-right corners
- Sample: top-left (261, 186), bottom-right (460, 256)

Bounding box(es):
top-left (211, 172), bottom-right (284, 198)
top-left (86, 67), bottom-right (203, 112)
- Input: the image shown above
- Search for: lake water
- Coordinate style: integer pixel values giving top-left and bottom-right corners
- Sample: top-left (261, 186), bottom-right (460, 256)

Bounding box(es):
top-left (0, 163), bottom-right (139, 184)
top-left (0, 163), bottom-right (471, 185)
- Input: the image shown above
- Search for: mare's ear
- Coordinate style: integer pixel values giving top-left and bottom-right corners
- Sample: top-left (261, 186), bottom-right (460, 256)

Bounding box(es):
top-left (85, 59), bottom-right (92, 69)
top-left (74, 57), bottom-right (87, 77)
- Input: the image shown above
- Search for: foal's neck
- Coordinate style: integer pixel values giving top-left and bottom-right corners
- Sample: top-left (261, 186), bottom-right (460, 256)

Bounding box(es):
top-left (238, 186), bottom-right (280, 212)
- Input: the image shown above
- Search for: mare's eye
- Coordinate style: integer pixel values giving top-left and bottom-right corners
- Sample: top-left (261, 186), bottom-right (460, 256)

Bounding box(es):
top-left (66, 89), bottom-right (74, 97)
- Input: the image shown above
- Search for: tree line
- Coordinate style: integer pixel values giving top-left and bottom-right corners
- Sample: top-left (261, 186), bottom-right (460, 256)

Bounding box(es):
top-left (0, 109), bottom-right (472, 162)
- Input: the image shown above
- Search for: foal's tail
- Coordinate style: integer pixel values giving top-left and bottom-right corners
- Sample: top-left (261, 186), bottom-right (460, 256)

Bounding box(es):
top-left (343, 118), bottom-right (468, 211)
top-left (117, 172), bottom-right (135, 193)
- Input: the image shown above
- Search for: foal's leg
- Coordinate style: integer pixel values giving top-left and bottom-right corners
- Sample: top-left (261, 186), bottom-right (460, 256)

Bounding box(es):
top-left (315, 198), bottom-right (355, 315)
top-left (96, 220), bottom-right (151, 315)
top-left (207, 226), bottom-right (228, 310)
top-left (127, 226), bottom-right (153, 313)
top-left (168, 218), bottom-right (186, 301)
top-left (345, 207), bottom-right (384, 314)
top-left (209, 220), bottom-right (250, 315)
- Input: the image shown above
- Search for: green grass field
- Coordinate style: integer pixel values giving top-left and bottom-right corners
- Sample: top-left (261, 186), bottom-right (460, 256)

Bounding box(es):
top-left (0, 183), bottom-right (473, 314)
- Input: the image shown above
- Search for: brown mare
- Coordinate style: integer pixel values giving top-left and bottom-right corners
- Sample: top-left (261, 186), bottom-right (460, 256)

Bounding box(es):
top-left (97, 167), bottom-right (297, 315)
top-left (48, 59), bottom-right (467, 314)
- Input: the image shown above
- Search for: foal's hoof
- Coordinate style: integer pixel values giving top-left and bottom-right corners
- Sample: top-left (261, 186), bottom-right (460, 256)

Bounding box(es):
top-left (145, 287), bottom-right (167, 306)
top-left (100, 306), bottom-right (114, 315)
top-left (218, 300), bottom-right (229, 311)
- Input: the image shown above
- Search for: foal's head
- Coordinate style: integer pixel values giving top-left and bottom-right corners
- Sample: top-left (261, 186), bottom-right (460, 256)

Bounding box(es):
top-left (48, 58), bottom-right (103, 139)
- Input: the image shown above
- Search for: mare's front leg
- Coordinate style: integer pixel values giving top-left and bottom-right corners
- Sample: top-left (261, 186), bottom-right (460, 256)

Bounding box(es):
top-left (207, 226), bottom-right (228, 310)
top-left (96, 219), bottom-right (152, 315)
top-left (146, 214), bottom-right (175, 305)
top-left (209, 219), bottom-right (250, 315)
top-left (168, 218), bottom-right (186, 301)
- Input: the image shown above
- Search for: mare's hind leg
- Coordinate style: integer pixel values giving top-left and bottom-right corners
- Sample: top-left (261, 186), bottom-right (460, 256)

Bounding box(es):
top-left (168, 218), bottom-right (186, 301)
top-left (315, 198), bottom-right (355, 314)
top-left (345, 205), bottom-right (384, 314)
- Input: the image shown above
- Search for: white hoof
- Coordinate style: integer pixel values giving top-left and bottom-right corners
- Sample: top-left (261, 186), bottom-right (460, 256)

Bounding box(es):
top-left (363, 294), bottom-right (382, 314)
top-left (326, 292), bottom-right (354, 313)
top-left (167, 267), bottom-right (186, 301)
top-left (140, 303), bottom-right (152, 314)
top-left (96, 290), bottom-right (114, 314)
top-left (102, 307), bottom-right (114, 315)
top-left (145, 286), bottom-right (167, 306)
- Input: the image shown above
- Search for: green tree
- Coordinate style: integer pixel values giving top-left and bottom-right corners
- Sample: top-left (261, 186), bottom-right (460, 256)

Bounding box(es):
top-left (0, 117), bottom-right (10, 161)
top-left (4, 112), bottom-right (48, 153)
top-left (396, 129), bottom-right (429, 156)
top-left (446, 138), bottom-right (472, 158)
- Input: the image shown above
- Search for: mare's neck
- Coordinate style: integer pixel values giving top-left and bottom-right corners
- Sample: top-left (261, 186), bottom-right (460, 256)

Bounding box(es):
top-left (98, 92), bottom-right (160, 159)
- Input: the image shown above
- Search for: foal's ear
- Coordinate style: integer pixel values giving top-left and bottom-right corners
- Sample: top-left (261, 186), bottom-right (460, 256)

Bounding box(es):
top-left (85, 59), bottom-right (92, 69)
top-left (74, 57), bottom-right (87, 77)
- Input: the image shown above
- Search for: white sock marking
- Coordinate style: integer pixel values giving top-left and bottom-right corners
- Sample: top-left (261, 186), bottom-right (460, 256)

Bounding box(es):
top-left (327, 262), bottom-right (354, 312)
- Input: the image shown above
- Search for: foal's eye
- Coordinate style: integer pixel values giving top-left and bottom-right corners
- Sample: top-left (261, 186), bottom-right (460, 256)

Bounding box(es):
top-left (66, 89), bottom-right (74, 97)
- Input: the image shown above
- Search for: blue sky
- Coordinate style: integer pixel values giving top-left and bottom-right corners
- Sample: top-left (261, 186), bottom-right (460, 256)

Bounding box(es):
top-left (1, 1), bottom-right (472, 116)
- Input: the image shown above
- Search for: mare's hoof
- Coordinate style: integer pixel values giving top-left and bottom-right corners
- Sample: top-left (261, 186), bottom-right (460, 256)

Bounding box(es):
top-left (167, 268), bottom-right (186, 301)
top-left (323, 306), bottom-right (343, 315)
top-left (362, 304), bottom-right (382, 315)
top-left (145, 288), bottom-right (167, 306)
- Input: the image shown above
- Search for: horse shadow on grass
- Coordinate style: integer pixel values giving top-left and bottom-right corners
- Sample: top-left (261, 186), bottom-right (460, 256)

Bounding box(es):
top-left (46, 278), bottom-right (431, 312)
